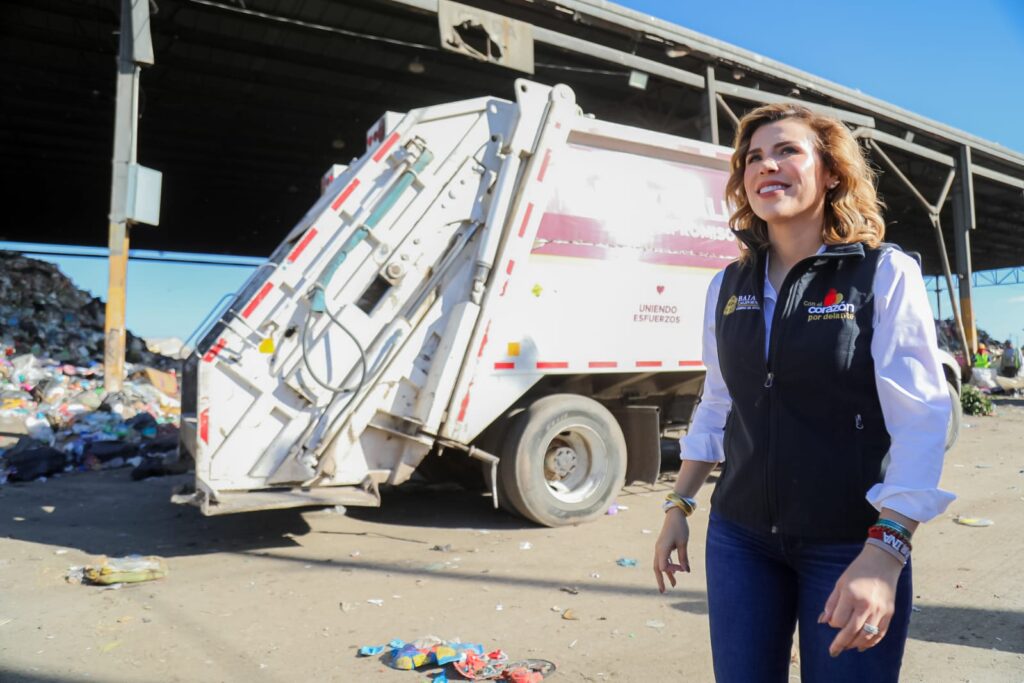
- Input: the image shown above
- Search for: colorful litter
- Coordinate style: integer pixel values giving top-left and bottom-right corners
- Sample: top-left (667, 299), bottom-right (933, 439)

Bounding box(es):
top-left (355, 637), bottom-right (555, 681)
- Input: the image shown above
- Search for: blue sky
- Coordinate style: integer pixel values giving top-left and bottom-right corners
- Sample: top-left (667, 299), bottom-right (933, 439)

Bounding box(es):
top-left (13, 0), bottom-right (1024, 345)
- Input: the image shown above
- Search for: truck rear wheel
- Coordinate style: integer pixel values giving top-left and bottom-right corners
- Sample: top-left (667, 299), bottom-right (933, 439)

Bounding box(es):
top-left (498, 394), bottom-right (626, 527)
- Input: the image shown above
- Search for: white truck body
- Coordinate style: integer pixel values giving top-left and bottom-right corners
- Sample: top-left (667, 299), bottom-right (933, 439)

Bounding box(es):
top-left (179, 80), bottom-right (739, 523)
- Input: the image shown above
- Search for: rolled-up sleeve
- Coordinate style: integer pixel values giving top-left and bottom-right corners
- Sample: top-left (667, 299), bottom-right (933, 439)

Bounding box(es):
top-left (679, 270), bottom-right (731, 463)
top-left (866, 249), bottom-right (956, 522)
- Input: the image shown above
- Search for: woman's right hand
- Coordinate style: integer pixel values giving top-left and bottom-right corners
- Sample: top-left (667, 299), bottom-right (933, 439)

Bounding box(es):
top-left (653, 507), bottom-right (690, 593)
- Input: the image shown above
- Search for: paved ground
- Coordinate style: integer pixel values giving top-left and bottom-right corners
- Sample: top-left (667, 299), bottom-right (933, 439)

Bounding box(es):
top-left (1, 398), bottom-right (1022, 682)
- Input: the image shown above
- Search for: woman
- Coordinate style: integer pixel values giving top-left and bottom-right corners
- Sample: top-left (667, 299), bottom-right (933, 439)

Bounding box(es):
top-left (652, 103), bottom-right (954, 682)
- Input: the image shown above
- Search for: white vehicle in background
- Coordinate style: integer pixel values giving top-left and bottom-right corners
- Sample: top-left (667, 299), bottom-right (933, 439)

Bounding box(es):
top-left (178, 80), bottom-right (961, 526)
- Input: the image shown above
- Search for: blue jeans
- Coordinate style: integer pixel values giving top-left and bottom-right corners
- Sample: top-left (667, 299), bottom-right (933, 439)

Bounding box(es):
top-left (705, 512), bottom-right (912, 683)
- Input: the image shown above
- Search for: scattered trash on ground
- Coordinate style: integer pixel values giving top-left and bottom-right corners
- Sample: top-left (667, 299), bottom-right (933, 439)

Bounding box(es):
top-left (616, 557), bottom-right (638, 568)
top-left (954, 516), bottom-right (994, 527)
top-left (518, 542), bottom-right (533, 551)
top-left (66, 555), bottom-right (169, 586)
top-left (358, 637), bottom-right (556, 682)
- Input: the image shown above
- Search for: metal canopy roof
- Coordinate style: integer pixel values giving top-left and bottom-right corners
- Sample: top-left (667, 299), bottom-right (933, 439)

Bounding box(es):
top-left (3, 0), bottom-right (1023, 276)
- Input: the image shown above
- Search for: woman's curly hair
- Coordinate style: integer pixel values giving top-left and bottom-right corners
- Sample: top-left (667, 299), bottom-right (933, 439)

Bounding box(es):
top-left (726, 103), bottom-right (886, 262)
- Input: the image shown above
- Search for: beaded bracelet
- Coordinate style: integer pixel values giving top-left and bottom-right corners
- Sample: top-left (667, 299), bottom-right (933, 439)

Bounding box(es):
top-left (876, 518), bottom-right (914, 540)
top-left (867, 524), bottom-right (911, 565)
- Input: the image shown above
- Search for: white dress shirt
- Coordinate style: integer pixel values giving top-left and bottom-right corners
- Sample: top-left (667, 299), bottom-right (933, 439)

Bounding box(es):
top-left (681, 246), bottom-right (956, 523)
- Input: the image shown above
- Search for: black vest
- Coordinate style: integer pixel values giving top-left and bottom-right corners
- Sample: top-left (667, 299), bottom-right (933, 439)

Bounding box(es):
top-left (712, 241), bottom-right (892, 540)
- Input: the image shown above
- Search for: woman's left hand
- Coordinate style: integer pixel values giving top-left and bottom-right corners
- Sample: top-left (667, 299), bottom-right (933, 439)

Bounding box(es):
top-left (819, 544), bottom-right (904, 656)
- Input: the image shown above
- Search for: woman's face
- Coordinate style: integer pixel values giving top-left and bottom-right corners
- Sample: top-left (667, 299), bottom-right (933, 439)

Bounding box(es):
top-left (742, 118), bottom-right (837, 231)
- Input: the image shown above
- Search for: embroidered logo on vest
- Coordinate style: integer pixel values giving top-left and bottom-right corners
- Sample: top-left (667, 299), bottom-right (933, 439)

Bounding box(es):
top-left (724, 293), bottom-right (760, 317)
top-left (803, 288), bottom-right (855, 321)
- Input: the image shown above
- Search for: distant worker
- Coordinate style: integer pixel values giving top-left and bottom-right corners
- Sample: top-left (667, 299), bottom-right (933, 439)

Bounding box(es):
top-left (999, 340), bottom-right (1021, 378)
top-left (973, 343), bottom-right (990, 368)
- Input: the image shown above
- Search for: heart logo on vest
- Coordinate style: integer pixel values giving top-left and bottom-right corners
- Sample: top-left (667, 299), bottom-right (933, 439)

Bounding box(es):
top-left (823, 288), bottom-right (844, 307)
top-left (656, 285), bottom-right (665, 295)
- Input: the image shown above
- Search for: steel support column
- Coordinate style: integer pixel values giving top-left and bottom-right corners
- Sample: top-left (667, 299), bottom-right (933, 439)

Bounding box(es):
top-left (952, 145), bottom-right (977, 353)
top-left (703, 65), bottom-right (719, 145)
top-left (104, 0), bottom-right (154, 392)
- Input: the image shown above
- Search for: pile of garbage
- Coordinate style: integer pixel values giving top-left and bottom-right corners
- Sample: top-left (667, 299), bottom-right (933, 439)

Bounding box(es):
top-left (0, 252), bottom-right (186, 484)
top-left (0, 251), bottom-right (174, 368)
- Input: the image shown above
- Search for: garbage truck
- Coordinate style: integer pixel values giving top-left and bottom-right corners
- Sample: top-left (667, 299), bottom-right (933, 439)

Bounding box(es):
top-left (178, 80), bottom-right (962, 526)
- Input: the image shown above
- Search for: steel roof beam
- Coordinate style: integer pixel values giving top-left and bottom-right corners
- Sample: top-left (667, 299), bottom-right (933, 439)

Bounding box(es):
top-left (543, 0), bottom-right (1024, 171)
top-left (714, 82), bottom-right (874, 128)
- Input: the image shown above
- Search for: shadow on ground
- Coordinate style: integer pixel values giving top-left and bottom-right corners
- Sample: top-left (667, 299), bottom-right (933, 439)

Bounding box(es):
top-left (911, 603), bottom-right (1024, 655)
top-left (0, 469), bottom-right (309, 558)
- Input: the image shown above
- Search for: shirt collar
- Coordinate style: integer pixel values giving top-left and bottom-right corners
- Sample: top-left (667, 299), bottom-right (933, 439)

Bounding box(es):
top-left (763, 244), bottom-right (827, 300)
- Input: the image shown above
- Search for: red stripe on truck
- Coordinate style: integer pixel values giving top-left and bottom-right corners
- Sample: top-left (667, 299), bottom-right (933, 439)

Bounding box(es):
top-left (477, 321), bottom-right (491, 358)
top-left (536, 361), bottom-right (569, 369)
top-left (372, 132), bottom-right (400, 163)
top-left (678, 360), bottom-right (703, 367)
top-left (505, 260), bottom-right (515, 275)
top-left (588, 361), bottom-right (618, 368)
top-left (199, 408), bottom-right (209, 444)
top-left (456, 388), bottom-right (471, 423)
top-left (537, 149), bottom-right (552, 182)
top-left (202, 338), bottom-right (227, 363)
top-left (287, 228), bottom-right (318, 263)
top-left (636, 361), bottom-right (663, 368)
top-left (331, 179), bottom-right (360, 211)
top-left (494, 362), bottom-right (515, 370)
top-left (242, 282), bottom-right (274, 319)
top-left (518, 203), bottom-right (534, 238)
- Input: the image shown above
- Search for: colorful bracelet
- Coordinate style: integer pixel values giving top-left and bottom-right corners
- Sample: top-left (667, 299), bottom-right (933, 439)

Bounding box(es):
top-left (867, 524), bottom-right (911, 565)
top-left (876, 518), bottom-right (914, 540)
top-left (865, 538), bottom-right (907, 567)
top-left (662, 492), bottom-right (697, 516)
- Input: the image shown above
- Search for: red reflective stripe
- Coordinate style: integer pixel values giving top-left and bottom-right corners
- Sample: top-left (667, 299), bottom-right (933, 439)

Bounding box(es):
top-left (202, 338), bottom-right (227, 363)
top-left (477, 321), bottom-right (491, 358)
top-left (537, 361), bottom-right (568, 369)
top-left (494, 362), bottom-right (515, 370)
top-left (287, 228), bottom-right (318, 263)
top-left (537, 149), bottom-right (552, 182)
top-left (588, 361), bottom-right (617, 368)
top-left (372, 132), bottom-right (400, 163)
top-left (636, 361), bottom-right (663, 368)
top-left (331, 179), bottom-right (360, 211)
top-left (199, 408), bottom-right (209, 444)
top-left (456, 388), bottom-right (471, 422)
top-left (678, 360), bottom-right (702, 367)
top-left (242, 282), bottom-right (274, 319)
top-left (505, 260), bottom-right (515, 275)
top-left (499, 280), bottom-right (509, 296)
top-left (518, 203), bottom-right (534, 238)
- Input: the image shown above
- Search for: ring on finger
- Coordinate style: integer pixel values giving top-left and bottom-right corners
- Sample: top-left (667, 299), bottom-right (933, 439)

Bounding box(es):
top-left (861, 623), bottom-right (880, 636)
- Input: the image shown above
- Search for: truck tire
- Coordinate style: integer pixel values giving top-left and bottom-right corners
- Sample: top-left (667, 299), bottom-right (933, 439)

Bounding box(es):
top-left (498, 394), bottom-right (627, 527)
top-left (945, 380), bottom-right (962, 451)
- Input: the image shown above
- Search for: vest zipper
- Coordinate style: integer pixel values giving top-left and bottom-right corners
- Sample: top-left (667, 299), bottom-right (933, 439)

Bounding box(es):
top-left (763, 254), bottom-right (819, 535)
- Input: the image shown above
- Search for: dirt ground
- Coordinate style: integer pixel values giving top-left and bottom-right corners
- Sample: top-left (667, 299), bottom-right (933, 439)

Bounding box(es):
top-left (1, 399), bottom-right (1022, 683)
